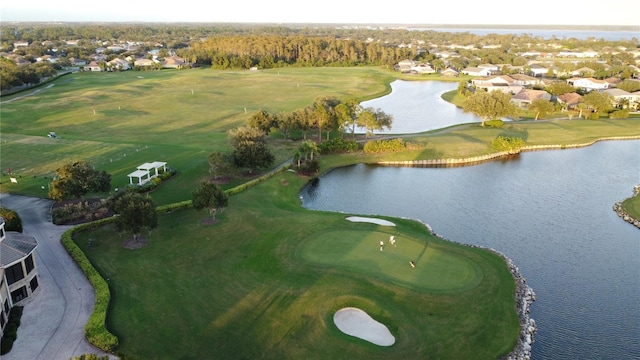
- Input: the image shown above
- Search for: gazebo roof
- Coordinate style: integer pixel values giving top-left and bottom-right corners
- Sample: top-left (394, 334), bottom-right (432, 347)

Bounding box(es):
top-left (137, 161), bottom-right (166, 171)
top-left (128, 169), bottom-right (150, 178)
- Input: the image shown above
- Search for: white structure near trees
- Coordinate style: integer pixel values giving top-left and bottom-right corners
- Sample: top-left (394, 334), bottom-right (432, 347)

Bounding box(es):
top-left (127, 161), bottom-right (167, 186)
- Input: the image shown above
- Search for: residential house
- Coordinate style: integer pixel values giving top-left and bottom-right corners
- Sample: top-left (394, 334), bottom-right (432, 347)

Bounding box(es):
top-left (603, 88), bottom-right (640, 110)
top-left (478, 63), bottom-right (500, 75)
top-left (162, 56), bottom-right (190, 69)
top-left (528, 63), bottom-right (550, 77)
top-left (440, 68), bottom-right (459, 77)
top-left (566, 77), bottom-right (609, 91)
top-left (69, 57), bottom-right (87, 67)
top-left (85, 61), bottom-right (102, 72)
top-left (511, 89), bottom-right (552, 108)
top-left (0, 218), bottom-right (40, 339)
top-left (471, 75), bottom-right (516, 87)
top-left (395, 59), bottom-right (415, 73)
top-left (510, 74), bottom-right (545, 88)
top-left (571, 67), bottom-right (596, 77)
top-left (134, 58), bottom-right (155, 67)
top-left (556, 92), bottom-right (582, 110)
top-left (108, 58), bottom-right (130, 71)
top-left (12, 41), bottom-right (29, 48)
top-left (462, 67), bottom-right (491, 77)
top-left (412, 63), bottom-right (436, 74)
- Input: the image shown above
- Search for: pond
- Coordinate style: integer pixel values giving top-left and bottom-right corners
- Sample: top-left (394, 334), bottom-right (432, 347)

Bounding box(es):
top-left (357, 80), bottom-right (480, 134)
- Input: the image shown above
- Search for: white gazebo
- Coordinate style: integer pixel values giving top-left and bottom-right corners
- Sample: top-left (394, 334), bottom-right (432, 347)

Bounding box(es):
top-left (127, 161), bottom-right (167, 186)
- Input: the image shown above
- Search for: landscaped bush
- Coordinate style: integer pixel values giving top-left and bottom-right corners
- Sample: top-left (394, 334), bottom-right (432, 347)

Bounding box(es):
top-left (0, 306), bottom-right (23, 355)
top-left (318, 137), bottom-right (359, 154)
top-left (0, 207), bottom-right (23, 232)
top-left (610, 109), bottom-right (629, 119)
top-left (491, 135), bottom-right (526, 154)
top-left (363, 138), bottom-right (406, 154)
top-left (52, 200), bottom-right (110, 225)
top-left (485, 119), bottom-right (504, 128)
top-left (298, 159), bottom-right (319, 175)
top-left (70, 355), bottom-right (111, 360)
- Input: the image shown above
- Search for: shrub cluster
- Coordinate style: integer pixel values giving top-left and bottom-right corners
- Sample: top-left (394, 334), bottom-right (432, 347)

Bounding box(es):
top-left (609, 109), bottom-right (630, 119)
top-left (52, 200), bottom-right (110, 225)
top-left (484, 119), bottom-right (504, 128)
top-left (363, 138), bottom-right (406, 154)
top-left (0, 207), bottom-right (23, 232)
top-left (318, 138), bottom-right (359, 154)
top-left (0, 306), bottom-right (23, 355)
top-left (490, 136), bottom-right (526, 153)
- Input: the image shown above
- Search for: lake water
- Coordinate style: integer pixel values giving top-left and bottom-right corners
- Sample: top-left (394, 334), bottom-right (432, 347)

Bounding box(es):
top-left (302, 81), bottom-right (640, 359)
top-left (410, 27), bottom-right (639, 41)
top-left (358, 80), bottom-right (480, 134)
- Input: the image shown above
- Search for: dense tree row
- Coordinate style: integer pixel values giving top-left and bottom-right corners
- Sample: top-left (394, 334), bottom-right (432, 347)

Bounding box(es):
top-left (181, 34), bottom-right (415, 68)
top-left (0, 57), bottom-right (56, 92)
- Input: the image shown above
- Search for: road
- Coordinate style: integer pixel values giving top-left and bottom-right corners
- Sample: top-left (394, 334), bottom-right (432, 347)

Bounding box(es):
top-left (0, 194), bottom-right (117, 360)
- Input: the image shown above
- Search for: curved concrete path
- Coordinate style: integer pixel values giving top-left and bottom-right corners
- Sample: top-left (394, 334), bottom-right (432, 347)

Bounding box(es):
top-left (0, 194), bottom-right (117, 360)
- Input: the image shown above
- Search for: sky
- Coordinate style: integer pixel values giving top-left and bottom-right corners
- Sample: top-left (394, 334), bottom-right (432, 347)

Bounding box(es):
top-left (1, 0), bottom-right (639, 27)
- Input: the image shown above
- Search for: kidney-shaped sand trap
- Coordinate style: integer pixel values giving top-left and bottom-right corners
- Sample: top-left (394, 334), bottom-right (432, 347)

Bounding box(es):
top-left (333, 307), bottom-right (395, 346)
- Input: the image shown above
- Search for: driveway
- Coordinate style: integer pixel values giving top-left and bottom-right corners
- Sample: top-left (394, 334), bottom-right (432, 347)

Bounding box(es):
top-left (0, 194), bottom-right (117, 360)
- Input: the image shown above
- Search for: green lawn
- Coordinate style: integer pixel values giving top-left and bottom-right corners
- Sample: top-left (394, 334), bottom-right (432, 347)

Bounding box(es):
top-left (622, 192), bottom-right (640, 219)
top-left (0, 67), bottom-right (394, 204)
top-left (73, 171), bottom-right (519, 360)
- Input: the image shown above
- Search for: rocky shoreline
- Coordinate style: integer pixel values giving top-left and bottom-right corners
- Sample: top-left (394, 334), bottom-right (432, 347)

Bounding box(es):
top-left (499, 254), bottom-right (537, 360)
top-left (613, 184), bottom-right (640, 230)
top-left (415, 220), bottom-right (537, 359)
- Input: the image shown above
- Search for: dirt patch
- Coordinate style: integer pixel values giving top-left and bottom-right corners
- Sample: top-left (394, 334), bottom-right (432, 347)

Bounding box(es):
top-left (200, 217), bottom-right (219, 226)
top-left (123, 236), bottom-right (148, 249)
top-left (280, 179), bottom-right (289, 186)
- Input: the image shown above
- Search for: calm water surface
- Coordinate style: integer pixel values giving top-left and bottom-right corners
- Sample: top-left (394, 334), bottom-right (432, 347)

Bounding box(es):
top-left (411, 27), bottom-right (639, 41)
top-left (301, 141), bottom-right (640, 359)
top-left (358, 80), bottom-right (480, 134)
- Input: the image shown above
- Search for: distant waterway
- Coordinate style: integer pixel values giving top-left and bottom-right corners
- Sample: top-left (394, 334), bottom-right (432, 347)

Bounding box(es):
top-left (410, 27), bottom-right (639, 41)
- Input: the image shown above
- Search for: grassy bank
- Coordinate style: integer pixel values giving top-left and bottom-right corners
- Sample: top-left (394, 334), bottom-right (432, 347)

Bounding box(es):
top-left (72, 171), bottom-right (519, 359)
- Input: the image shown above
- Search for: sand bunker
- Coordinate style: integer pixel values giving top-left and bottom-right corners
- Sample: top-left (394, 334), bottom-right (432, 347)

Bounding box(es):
top-left (333, 307), bottom-right (395, 346)
top-left (345, 216), bottom-right (395, 227)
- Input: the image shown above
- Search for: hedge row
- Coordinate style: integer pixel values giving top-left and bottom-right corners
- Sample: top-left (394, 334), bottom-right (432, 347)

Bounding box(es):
top-left (61, 218), bottom-right (119, 352)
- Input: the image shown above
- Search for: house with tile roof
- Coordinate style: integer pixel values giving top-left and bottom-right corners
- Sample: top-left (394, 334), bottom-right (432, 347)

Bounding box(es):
top-left (603, 88), bottom-right (640, 110)
top-left (556, 92), bottom-right (582, 110)
top-left (567, 77), bottom-right (609, 91)
top-left (510, 89), bottom-right (552, 108)
top-left (0, 217), bottom-right (39, 338)
top-left (462, 67), bottom-right (491, 77)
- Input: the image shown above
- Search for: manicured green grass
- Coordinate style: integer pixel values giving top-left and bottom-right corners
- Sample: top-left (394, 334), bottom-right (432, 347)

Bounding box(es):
top-left (73, 171), bottom-right (519, 360)
top-left (622, 193), bottom-right (640, 220)
top-left (0, 67), bottom-right (394, 203)
top-left (301, 229), bottom-right (482, 292)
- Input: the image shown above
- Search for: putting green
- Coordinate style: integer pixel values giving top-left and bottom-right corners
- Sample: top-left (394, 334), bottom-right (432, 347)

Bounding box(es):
top-left (299, 230), bottom-right (483, 292)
